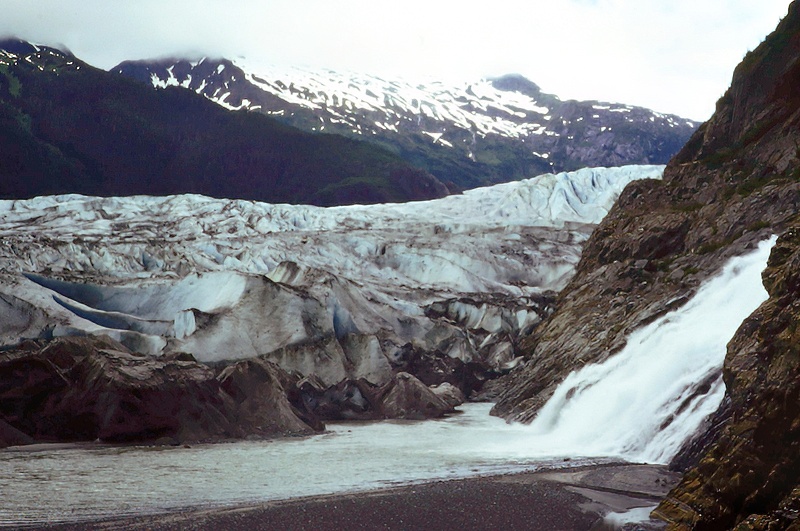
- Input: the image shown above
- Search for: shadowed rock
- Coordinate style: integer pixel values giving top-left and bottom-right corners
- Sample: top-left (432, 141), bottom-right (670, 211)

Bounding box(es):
top-left (218, 358), bottom-right (317, 437)
top-left (0, 336), bottom-right (318, 445)
top-left (378, 372), bottom-right (455, 420)
top-left (0, 418), bottom-right (34, 448)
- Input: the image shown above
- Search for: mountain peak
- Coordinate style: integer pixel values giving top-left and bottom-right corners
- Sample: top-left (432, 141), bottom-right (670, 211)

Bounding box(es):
top-left (489, 73), bottom-right (543, 98)
top-left (0, 38), bottom-right (73, 59)
top-left (0, 38), bottom-right (40, 56)
top-left (115, 57), bottom-right (699, 189)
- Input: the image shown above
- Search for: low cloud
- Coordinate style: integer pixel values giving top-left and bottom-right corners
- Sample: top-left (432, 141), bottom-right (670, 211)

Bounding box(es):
top-left (0, 0), bottom-right (791, 119)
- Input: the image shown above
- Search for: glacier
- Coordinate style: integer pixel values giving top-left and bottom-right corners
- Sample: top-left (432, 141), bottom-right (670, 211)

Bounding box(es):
top-left (0, 165), bottom-right (662, 386)
top-left (0, 236), bottom-right (777, 526)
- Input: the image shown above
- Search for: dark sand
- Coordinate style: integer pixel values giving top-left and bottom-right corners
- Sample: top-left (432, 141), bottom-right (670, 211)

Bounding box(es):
top-left (40, 464), bottom-right (678, 531)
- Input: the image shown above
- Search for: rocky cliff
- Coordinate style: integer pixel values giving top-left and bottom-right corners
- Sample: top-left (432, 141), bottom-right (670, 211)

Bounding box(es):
top-left (494, 2), bottom-right (800, 527)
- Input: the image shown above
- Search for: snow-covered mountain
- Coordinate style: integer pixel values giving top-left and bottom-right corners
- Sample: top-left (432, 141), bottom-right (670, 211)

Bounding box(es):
top-left (0, 39), bottom-right (447, 206)
top-left (0, 165), bottom-right (663, 390)
top-left (116, 57), bottom-right (696, 189)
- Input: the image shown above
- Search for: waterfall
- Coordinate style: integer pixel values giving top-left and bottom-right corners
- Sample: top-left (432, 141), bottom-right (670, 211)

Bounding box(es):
top-left (521, 236), bottom-right (777, 463)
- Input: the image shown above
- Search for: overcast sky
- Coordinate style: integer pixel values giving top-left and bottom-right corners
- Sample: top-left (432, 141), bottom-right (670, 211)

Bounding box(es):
top-left (1, 0), bottom-right (791, 120)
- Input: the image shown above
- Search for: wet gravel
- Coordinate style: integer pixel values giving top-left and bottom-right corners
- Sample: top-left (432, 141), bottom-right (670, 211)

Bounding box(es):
top-left (42, 464), bottom-right (677, 531)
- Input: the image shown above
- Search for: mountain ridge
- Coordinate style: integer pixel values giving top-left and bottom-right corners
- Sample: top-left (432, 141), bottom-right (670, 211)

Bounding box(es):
top-left (114, 57), bottom-right (698, 190)
top-left (0, 39), bottom-right (448, 206)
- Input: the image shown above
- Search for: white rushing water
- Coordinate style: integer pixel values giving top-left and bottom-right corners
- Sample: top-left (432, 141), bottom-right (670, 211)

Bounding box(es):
top-left (0, 237), bottom-right (775, 526)
top-left (516, 236), bottom-right (777, 463)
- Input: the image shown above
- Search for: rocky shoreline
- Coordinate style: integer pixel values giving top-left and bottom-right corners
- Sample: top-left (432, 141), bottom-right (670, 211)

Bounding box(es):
top-left (35, 463), bottom-right (679, 531)
top-left (0, 336), bottom-right (467, 448)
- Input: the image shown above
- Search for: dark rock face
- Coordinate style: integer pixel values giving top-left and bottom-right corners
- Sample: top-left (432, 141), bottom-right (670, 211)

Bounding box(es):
top-left (217, 358), bottom-right (318, 437)
top-left (0, 336), bottom-right (317, 445)
top-left (297, 372), bottom-right (461, 421)
top-left (491, 1), bottom-right (800, 528)
top-left (378, 372), bottom-right (455, 420)
top-left (654, 226), bottom-right (800, 529)
top-left (65, 347), bottom-right (233, 443)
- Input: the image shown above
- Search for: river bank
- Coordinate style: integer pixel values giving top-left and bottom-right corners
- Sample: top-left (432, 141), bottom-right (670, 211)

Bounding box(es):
top-left (36, 463), bottom-right (678, 531)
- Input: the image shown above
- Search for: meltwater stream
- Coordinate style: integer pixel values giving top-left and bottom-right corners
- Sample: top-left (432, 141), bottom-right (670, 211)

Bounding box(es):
top-left (514, 236), bottom-right (777, 463)
top-left (0, 403), bottom-right (594, 526)
top-left (0, 237), bottom-right (776, 526)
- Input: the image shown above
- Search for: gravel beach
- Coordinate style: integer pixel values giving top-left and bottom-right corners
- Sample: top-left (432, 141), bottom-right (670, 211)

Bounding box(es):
top-left (40, 463), bottom-right (679, 531)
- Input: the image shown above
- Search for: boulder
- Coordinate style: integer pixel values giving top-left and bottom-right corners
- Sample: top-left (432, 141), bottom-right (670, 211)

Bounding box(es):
top-left (217, 358), bottom-right (318, 437)
top-left (429, 382), bottom-right (466, 409)
top-left (377, 372), bottom-right (455, 420)
top-left (0, 335), bottom-right (319, 445)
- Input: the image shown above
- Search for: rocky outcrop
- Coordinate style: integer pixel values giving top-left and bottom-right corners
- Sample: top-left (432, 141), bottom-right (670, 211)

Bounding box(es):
top-left (495, 2), bottom-right (800, 528)
top-left (297, 372), bottom-right (462, 421)
top-left (430, 382), bottom-right (466, 409)
top-left (493, 1), bottom-right (800, 423)
top-left (0, 336), bottom-right (318, 445)
top-left (654, 224), bottom-right (800, 529)
top-left (217, 358), bottom-right (319, 438)
top-left (377, 372), bottom-right (456, 420)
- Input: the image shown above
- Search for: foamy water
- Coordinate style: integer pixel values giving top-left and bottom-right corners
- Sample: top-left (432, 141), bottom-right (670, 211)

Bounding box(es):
top-left (517, 236), bottom-right (777, 463)
top-left (0, 237), bottom-right (776, 527)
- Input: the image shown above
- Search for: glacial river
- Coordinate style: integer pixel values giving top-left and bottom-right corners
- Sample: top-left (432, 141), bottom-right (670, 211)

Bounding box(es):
top-left (0, 403), bottom-right (600, 527)
top-left (0, 237), bottom-right (776, 527)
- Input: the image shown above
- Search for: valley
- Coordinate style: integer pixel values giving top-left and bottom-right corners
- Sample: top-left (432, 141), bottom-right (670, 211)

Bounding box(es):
top-left (2, 2), bottom-right (800, 528)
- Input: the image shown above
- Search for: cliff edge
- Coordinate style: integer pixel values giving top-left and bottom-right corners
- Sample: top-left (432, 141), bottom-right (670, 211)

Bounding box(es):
top-left (495, 2), bottom-right (800, 527)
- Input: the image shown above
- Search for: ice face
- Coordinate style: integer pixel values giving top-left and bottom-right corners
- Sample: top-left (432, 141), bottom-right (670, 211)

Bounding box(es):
top-left (0, 166), bottom-right (663, 377)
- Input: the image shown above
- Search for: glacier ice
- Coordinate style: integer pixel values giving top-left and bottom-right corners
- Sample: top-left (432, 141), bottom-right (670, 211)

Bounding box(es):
top-left (0, 165), bottom-right (663, 383)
